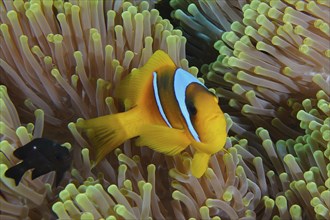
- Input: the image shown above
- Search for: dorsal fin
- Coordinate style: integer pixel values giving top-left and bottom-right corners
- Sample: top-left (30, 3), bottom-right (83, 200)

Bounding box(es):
top-left (115, 50), bottom-right (176, 108)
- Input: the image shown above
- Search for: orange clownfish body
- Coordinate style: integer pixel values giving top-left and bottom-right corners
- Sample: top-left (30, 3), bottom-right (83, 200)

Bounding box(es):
top-left (76, 50), bottom-right (227, 177)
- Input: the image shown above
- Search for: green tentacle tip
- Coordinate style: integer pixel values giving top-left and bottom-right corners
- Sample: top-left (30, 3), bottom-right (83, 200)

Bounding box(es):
top-left (325, 178), bottom-right (330, 189)
top-left (16, 126), bottom-right (31, 141)
top-left (0, 85), bottom-right (7, 93)
top-left (253, 157), bottom-right (262, 167)
top-left (199, 206), bottom-right (209, 218)
top-left (245, 90), bottom-right (256, 99)
top-left (289, 205), bottom-right (302, 219)
top-left (16, 126), bottom-right (28, 135)
top-left (51, 68), bottom-right (61, 78)
top-left (307, 181), bottom-right (318, 195)
top-left (75, 193), bottom-right (89, 204)
top-left (257, 3), bottom-right (270, 14)
top-left (81, 212), bottom-right (94, 220)
top-left (34, 109), bottom-right (44, 116)
top-left (314, 204), bottom-right (328, 216)
top-left (147, 163), bottom-right (156, 173)
top-left (52, 202), bottom-right (67, 218)
top-left (172, 190), bottom-right (183, 200)
top-left (223, 152), bottom-right (234, 164)
top-left (256, 14), bottom-right (267, 26)
top-left (143, 182), bottom-right (152, 192)
top-left (265, 197), bottom-right (275, 208)
top-left (272, 215), bottom-right (280, 220)
top-left (303, 171), bottom-right (314, 183)
top-left (53, 34), bottom-right (64, 43)
top-left (105, 96), bottom-right (115, 104)
top-left (322, 130), bottom-right (330, 142)
top-left (231, 21), bottom-right (244, 32)
top-left (236, 166), bottom-right (245, 176)
top-left (68, 122), bottom-right (76, 130)
top-left (245, 25), bottom-right (257, 36)
top-left (0, 24), bottom-right (9, 34)
top-left (321, 191), bottom-right (330, 203)
top-left (294, 180), bottom-right (307, 191)
top-left (244, 8), bottom-right (257, 19)
top-left (59, 189), bottom-right (71, 202)
top-left (138, 180), bottom-right (146, 191)
top-left (81, 147), bottom-right (90, 155)
top-left (299, 44), bottom-right (309, 54)
top-left (118, 164), bottom-right (127, 173)
top-left (188, 3), bottom-right (199, 15)
top-left (122, 180), bottom-right (132, 191)
top-left (7, 10), bottom-right (18, 20)
top-left (0, 122), bottom-right (6, 134)
top-left (259, 128), bottom-right (270, 140)
top-left (312, 74), bottom-right (326, 84)
top-left (107, 184), bottom-right (118, 194)
top-left (275, 195), bottom-right (287, 209)
top-left (222, 190), bottom-right (233, 202)
top-left (65, 185), bottom-right (79, 198)
top-left (325, 49), bottom-right (330, 58)
top-left (0, 163), bottom-right (8, 178)
top-left (205, 198), bottom-right (215, 207)
top-left (296, 110), bottom-right (310, 121)
top-left (114, 204), bottom-right (130, 217)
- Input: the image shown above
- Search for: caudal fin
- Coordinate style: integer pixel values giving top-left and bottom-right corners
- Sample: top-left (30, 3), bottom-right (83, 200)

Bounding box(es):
top-left (76, 109), bottom-right (142, 164)
top-left (5, 162), bottom-right (28, 185)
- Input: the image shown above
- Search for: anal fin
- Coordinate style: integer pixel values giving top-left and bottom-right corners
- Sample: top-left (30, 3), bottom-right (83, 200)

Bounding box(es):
top-left (135, 125), bottom-right (191, 156)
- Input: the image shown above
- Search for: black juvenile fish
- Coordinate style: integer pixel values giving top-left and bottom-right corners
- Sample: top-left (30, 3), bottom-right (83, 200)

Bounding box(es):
top-left (5, 138), bottom-right (72, 186)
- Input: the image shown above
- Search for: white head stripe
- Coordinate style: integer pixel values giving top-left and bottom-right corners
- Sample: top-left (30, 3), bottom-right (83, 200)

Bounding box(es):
top-left (152, 72), bottom-right (172, 128)
top-left (173, 68), bottom-right (206, 142)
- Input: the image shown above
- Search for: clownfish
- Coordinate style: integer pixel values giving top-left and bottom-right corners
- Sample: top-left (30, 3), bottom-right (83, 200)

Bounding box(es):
top-left (76, 50), bottom-right (227, 177)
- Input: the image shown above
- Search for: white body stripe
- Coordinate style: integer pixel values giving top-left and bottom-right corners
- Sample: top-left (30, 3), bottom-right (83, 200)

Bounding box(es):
top-left (173, 68), bottom-right (206, 142)
top-left (152, 72), bottom-right (172, 128)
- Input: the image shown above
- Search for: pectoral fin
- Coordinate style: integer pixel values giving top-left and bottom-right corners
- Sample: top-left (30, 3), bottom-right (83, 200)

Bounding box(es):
top-left (191, 151), bottom-right (210, 178)
top-left (135, 125), bottom-right (191, 156)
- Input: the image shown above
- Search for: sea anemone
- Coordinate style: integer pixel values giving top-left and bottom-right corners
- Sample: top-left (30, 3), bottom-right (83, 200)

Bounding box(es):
top-left (60, 88), bottom-right (330, 219)
top-left (170, 0), bottom-right (249, 66)
top-left (0, 0), bottom-right (194, 132)
top-left (202, 0), bottom-right (329, 140)
top-left (1, 0), bottom-right (329, 219)
top-left (170, 89), bottom-right (329, 219)
top-left (0, 0), bottom-right (195, 219)
top-left (52, 156), bottom-right (168, 219)
top-left (0, 85), bottom-right (70, 219)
